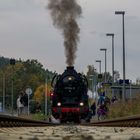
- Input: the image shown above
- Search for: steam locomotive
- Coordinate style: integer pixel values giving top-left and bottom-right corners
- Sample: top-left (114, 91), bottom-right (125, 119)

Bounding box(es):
top-left (51, 66), bottom-right (89, 123)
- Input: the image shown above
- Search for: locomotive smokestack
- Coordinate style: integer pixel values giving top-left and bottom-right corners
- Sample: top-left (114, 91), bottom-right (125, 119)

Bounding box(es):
top-left (66, 66), bottom-right (74, 71)
top-left (48, 0), bottom-right (82, 66)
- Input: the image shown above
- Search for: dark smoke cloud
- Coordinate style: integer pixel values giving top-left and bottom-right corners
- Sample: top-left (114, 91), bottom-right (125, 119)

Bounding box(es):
top-left (48, 0), bottom-right (82, 66)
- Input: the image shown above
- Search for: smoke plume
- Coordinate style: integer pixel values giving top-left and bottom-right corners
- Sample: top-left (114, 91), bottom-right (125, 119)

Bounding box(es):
top-left (48, 0), bottom-right (82, 66)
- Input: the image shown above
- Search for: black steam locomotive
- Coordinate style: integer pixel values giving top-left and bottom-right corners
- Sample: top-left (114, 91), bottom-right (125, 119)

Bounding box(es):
top-left (51, 66), bottom-right (89, 123)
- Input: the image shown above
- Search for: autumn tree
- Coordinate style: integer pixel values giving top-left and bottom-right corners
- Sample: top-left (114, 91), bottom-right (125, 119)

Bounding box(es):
top-left (0, 56), bottom-right (55, 110)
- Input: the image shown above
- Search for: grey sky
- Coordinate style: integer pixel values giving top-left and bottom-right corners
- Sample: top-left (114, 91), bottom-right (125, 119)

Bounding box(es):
top-left (0, 0), bottom-right (140, 82)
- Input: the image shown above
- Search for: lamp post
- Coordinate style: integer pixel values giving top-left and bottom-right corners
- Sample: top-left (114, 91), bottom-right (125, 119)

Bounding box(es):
top-left (106, 33), bottom-right (115, 83)
top-left (2, 73), bottom-right (5, 113)
top-left (45, 78), bottom-right (48, 117)
top-left (130, 80), bottom-right (132, 101)
top-left (89, 76), bottom-right (94, 98)
top-left (95, 60), bottom-right (101, 74)
top-left (95, 60), bottom-right (102, 98)
top-left (100, 48), bottom-right (107, 82)
top-left (115, 11), bottom-right (126, 100)
top-left (10, 58), bottom-right (15, 115)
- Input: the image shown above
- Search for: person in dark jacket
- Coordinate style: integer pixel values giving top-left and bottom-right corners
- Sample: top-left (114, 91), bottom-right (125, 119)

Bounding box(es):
top-left (111, 96), bottom-right (118, 103)
top-left (20, 91), bottom-right (28, 114)
top-left (90, 102), bottom-right (96, 117)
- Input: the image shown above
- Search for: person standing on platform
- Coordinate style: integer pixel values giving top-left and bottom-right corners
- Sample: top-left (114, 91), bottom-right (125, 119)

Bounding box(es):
top-left (90, 101), bottom-right (96, 118)
top-left (20, 91), bottom-right (28, 115)
top-left (17, 93), bottom-right (24, 116)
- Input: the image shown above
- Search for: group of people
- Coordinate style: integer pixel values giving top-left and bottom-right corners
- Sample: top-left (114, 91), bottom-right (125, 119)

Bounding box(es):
top-left (89, 94), bottom-right (118, 120)
top-left (17, 91), bottom-right (28, 116)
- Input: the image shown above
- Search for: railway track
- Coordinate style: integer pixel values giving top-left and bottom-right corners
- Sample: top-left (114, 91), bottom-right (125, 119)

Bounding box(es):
top-left (88, 115), bottom-right (140, 127)
top-left (0, 114), bottom-right (54, 127)
top-left (1, 114), bottom-right (140, 127)
top-left (0, 114), bottom-right (140, 140)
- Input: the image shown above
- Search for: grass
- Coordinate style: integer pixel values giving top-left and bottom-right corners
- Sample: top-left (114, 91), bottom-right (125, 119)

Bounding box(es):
top-left (19, 113), bottom-right (48, 121)
top-left (107, 96), bottom-right (140, 119)
top-left (32, 113), bottom-right (47, 121)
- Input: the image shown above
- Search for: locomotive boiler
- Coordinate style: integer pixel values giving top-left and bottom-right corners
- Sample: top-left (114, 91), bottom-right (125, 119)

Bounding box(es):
top-left (51, 66), bottom-right (89, 123)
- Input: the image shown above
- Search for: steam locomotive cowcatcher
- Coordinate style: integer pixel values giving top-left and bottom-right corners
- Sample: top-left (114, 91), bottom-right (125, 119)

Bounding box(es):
top-left (51, 66), bottom-right (89, 123)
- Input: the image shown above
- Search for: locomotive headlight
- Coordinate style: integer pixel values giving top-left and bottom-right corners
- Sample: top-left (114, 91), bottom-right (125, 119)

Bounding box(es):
top-left (57, 102), bottom-right (61, 107)
top-left (68, 77), bottom-right (72, 81)
top-left (80, 102), bottom-right (84, 106)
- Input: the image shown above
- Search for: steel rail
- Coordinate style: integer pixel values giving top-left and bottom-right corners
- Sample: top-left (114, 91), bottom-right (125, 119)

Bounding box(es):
top-left (82, 115), bottom-right (140, 127)
top-left (1, 114), bottom-right (140, 127)
top-left (0, 114), bottom-right (55, 127)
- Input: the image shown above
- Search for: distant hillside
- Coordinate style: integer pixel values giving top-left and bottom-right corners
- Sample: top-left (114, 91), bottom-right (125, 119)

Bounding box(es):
top-left (0, 56), bottom-right (55, 96)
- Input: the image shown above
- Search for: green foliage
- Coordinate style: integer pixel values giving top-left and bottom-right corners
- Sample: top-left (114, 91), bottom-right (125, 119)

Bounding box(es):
top-left (0, 56), bottom-right (55, 109)
top-left (31, 113), bottom-right (47, 121)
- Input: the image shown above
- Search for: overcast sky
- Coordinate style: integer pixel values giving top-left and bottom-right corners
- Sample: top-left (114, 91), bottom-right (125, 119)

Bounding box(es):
top-left (0, 0), bottom-right (140, 82)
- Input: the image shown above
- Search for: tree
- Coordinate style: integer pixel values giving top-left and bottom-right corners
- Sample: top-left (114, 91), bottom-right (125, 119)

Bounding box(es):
top-left (34, 82), bottom-right (52, 100)
top-left (0, 57), bottom-right (55, 110)
top-left (136, 78), bottom-right (140, 85)
top-left (114, 70), bottom-right (120, 82)
top-left (86, 65), bottom-right (96, 77)
top-left (33, 85), bottom-right (45, 103)
top-left (86, 65), bottom-right (97, 90)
